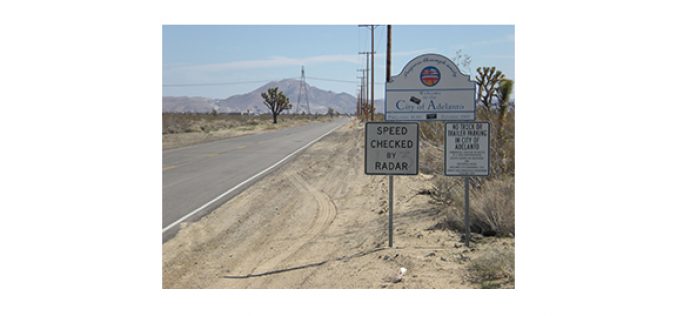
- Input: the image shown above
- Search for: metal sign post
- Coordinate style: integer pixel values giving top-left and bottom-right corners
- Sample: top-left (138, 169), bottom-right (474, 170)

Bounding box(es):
top-left (365, 122), bottom-right (419, 248)
top-left (444, 122), bottom-right (490, 247)
top-left (388, 175), bottom-right (394, 248)
top-left (375, 47), bottom-right (486, 248)
top-left (464, 176), bottom-right (470, 247)
top-left (386, 26), bottom-right (394, 248)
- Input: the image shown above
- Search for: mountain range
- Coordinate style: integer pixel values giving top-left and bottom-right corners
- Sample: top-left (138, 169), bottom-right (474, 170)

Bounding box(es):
top-left (163, 79), bottom-right (384, 114)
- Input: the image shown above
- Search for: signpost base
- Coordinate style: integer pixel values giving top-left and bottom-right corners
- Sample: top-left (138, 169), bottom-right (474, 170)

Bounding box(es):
top-left (464, 176), bottom-right (470, 248)
top-left (388, 175), bottom-right (394, 248)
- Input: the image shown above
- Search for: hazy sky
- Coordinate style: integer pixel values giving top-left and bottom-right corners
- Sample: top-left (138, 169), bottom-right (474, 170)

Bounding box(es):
top-left (163, 25), bottom-right (514, 99)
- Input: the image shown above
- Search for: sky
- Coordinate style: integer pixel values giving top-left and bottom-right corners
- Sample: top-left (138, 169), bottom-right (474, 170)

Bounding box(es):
top-left (163, 25), bottom-right (514, 100)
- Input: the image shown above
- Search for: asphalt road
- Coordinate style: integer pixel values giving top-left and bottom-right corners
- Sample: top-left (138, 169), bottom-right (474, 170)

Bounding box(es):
top-left (162, 117), bottom-right (349, 241)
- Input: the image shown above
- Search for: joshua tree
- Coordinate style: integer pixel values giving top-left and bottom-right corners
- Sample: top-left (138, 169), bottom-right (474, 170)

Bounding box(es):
top-left (261, 87), bottom-right (292, 124)
top-left (476, 66), bottom-right (514, 177)
top-left (475, 66), bottom-right (506, 112)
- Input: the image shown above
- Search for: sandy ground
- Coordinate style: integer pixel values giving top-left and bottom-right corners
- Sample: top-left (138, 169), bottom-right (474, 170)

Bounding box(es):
top-left (163, 119), bottom-right (514, 288)
top-left (162, 117), bottom-right (332, 150)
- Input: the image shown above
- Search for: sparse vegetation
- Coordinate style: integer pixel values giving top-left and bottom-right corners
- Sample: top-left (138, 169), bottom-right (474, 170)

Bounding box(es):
top-left (162, 113), bottom-right (331, 135)
top-left (162, 112), bottom-right (333, 149)
top-left (429, 176), bottom-right (514, 237)
top-left (420, 66), bottom-right (514, 238)
top-left (163, 113), bottom-right (266, 134)
top-left (466, 247), bottom-right (515, 288)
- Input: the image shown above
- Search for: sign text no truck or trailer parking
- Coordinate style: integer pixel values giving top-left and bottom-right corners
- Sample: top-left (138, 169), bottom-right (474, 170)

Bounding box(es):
top-left (445, 122), bottom-right (490, 176)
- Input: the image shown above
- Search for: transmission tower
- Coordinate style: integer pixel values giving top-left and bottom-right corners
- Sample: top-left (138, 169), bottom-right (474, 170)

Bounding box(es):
top-left (296, 66), bottom-right (311, 114)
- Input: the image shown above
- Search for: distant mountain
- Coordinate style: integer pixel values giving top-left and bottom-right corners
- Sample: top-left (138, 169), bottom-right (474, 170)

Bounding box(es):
top-left (215, 79), bottom-right (357, 115)
top-left (162, 96), bottom-right (217, 113)
top-left (163, 78), bottom-right (384, 114)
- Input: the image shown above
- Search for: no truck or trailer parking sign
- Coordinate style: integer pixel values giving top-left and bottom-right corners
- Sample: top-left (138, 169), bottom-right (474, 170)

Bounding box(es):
top-left (365, 122), bottom-right (419, 175)
top-left (444, 122), bottom-right (490, 176)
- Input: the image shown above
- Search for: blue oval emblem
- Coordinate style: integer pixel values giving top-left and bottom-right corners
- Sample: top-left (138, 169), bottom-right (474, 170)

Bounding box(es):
top-left (420, 66), bottom-right (440, 87)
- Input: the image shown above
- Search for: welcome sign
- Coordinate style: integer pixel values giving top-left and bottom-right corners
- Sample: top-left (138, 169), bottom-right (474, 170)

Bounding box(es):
top-left (385, 54), bottom-right (476, 121)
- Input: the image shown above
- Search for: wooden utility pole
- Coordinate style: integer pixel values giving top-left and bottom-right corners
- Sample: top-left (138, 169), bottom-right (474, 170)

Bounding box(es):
top-left (356, 85), bottom-right (361, 117)
top-left (370, 25), bottom-right (375, 121)
top-left (386, 24), bottom-right (393, 248)
top-left (359, 24), bottom-right (378, 121)
top-left (358, 51), bottom-right (370, 121)
top-left (356, 68), bottom-right (365, 118)
top-left (387, 25), bottom-right (392, 82)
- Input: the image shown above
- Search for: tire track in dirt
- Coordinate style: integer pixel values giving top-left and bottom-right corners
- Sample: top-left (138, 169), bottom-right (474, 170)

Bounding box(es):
top-left (246, 173), bottom-right (337, 287)
top-left (162, 176), bottom-right (303, 288)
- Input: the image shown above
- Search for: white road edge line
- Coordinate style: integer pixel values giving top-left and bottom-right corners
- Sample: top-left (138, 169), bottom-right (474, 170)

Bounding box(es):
top-left (162, 120), bottom-right (346, 234)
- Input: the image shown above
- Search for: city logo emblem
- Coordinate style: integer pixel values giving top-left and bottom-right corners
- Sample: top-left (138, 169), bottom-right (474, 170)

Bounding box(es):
top-left (420, 66), bottom-right (440, 87)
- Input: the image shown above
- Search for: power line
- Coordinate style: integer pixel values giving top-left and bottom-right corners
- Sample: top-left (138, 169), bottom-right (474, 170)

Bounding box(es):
top-left (163, 76), bottom-right (380, 88)
top-left (162, 76), bottom-right (364, 87)
top-left (305, 76), bottom-right (357, 84)
top-left (163, 80), bottom-right (270, 87)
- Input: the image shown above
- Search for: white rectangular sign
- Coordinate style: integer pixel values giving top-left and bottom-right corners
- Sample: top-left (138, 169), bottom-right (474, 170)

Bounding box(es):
top-left (445, 122), bottom-right (490, 176)
top-left (385, 89), bottom-right (475, 121)
top-left (365, 122), bottom-right (418, 175)
top-left (385, 54), bottom-right (476, 121)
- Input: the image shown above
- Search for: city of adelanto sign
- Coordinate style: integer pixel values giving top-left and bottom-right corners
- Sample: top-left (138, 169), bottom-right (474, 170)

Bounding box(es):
top-left (364, 53), bottom-right (494, 248)
top-left (385, 54), bottom-right (476, 122)
top-left (365, 53), bottom-right (489, 177)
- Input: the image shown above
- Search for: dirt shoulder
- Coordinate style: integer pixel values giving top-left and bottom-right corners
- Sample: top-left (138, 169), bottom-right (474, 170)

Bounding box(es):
top-left (162, 119), bottom-right (514, 289)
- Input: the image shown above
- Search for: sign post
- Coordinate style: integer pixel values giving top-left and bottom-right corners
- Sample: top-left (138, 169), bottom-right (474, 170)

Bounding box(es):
top-left (388, 174), bottom-right (393, 248)
top-left (464, 176), bottom-right (470, 247)
top-left (365, 122), bottom-right (419, 247)
top-left (369, 52), bottom-right (485, 249)
top-left (444, 121), bottom-right (490, 246)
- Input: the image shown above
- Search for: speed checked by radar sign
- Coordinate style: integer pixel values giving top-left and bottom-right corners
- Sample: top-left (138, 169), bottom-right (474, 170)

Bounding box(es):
top-left (445, 122), bottom-right (490, 176)
top-left (365, 122), bottom-right (419, 175)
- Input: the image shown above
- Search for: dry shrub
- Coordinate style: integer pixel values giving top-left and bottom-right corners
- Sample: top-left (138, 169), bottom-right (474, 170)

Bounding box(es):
top-left (430, 176), bottom-right (514, 237)
top-left (419, 121), bottom-right (445, 174)
top-left (472, 177), bottom-right (514, 237)
top-left (419, 121), bottom-right (445, 146)
top-left (163, 113), bottom-right (192, 134)
top-left (467, 247), bottom-right (514, 288)
top-left (477, 107), bottom-right (514, 177)
top-left (162, 112), bottom-right (337, 135)
top-left (421, 105), bottom-right (515, 236)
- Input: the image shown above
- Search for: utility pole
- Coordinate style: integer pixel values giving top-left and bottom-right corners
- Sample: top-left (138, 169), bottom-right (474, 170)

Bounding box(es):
top-left (360, 25), bottom-right (378, 121)
top-left (387, 25), bottom-right (392, 83)
top-left (370, 25), bottom-right (375, 121)
top-left (357, 67), bottom-right (367, 120)
top-left (386, 24), bottom-right (393, 248)
top-left (363, 69), bottom-right (368, 120)
top-left (358, 51), bottom-right (370, 121)
top-left (356, 70), bottom-right (365, 118)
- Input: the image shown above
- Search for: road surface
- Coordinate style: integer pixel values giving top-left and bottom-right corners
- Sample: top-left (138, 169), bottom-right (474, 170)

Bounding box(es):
top-left (162, 117), bottom-right (349, 241)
